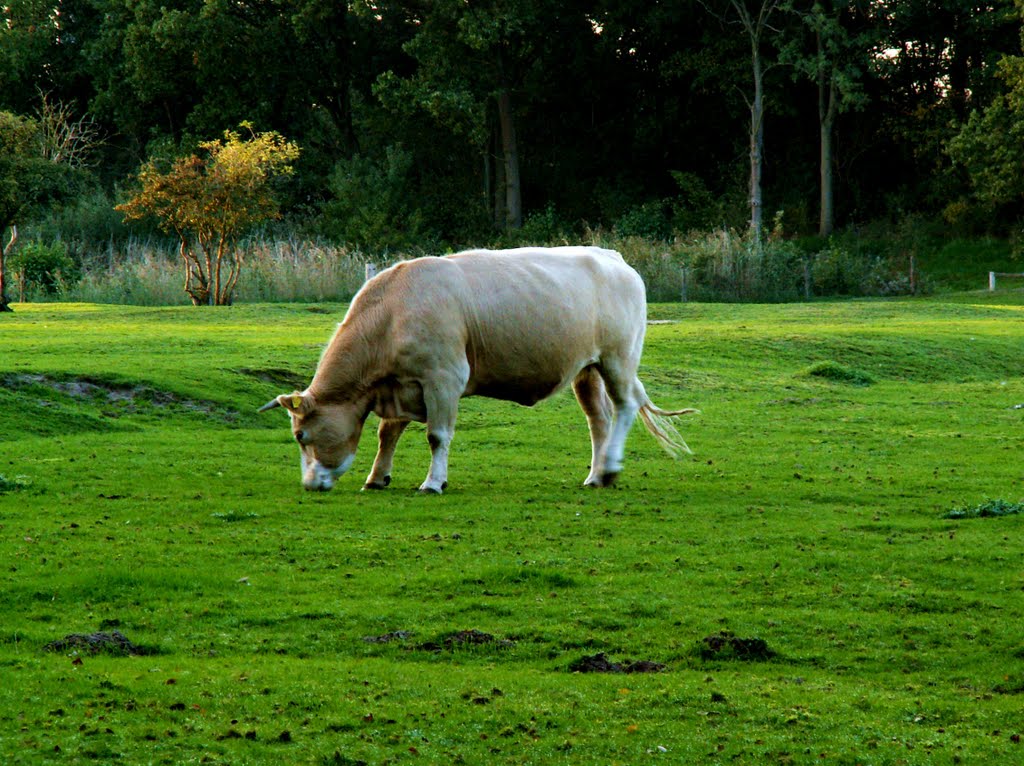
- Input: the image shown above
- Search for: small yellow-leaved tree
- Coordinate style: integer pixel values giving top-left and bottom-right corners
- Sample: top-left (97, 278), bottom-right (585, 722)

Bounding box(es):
top-left (118, 124), bottom-right (300, 306)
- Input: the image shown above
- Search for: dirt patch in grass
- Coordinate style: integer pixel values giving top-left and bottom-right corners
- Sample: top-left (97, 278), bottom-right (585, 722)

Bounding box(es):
top-left (44, 630), bottom-right (150, 656)
top-left (698, 631), bottom-right (775, 661)
top-left (417, 629), bottom-right (515, 652)
top-left (568, 652), bottom-right (667, 674)
top-left (362, 630), bottom-right (414, 644)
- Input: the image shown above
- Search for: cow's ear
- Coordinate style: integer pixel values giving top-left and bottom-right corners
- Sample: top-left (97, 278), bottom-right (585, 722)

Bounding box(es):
top-left (280, 391), bottom-right (314, 416)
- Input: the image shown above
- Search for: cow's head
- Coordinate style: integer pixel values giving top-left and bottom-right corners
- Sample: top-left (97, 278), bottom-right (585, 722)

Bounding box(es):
top-left (259, 391), bottom-right (367, 491)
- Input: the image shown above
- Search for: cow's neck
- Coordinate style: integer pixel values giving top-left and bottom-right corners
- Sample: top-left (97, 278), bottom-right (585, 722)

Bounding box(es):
top-left (308, 314), bottom-right (385, 406)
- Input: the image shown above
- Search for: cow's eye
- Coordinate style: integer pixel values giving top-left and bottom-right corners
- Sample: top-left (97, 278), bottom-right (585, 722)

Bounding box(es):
top-left (295, 430), bottom-right (307, 444)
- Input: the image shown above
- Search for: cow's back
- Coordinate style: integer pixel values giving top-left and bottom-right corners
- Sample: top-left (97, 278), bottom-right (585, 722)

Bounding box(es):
top-left (446, 247), bottom-right (646, 404)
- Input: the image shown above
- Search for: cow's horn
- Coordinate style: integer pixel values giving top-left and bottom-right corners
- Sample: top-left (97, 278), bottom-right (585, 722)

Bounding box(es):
top-left (258, 398), bottom-right (282, 413)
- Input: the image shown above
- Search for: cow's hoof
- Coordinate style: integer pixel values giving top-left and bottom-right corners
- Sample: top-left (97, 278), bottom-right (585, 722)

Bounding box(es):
top-left (363, 476), bottom-right (391, 490)
top-left (417, 481), bottom-right (448, 495)
top-left (584, 472), bottom-right (618, 488)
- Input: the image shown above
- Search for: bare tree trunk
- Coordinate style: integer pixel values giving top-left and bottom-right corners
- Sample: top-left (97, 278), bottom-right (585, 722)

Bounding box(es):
top-left (0, 225), bottom-right (18, 312)
top-left (749, 46), bottom-right (765, 242)
top-left (492, 122), bottom-right (506, 229)
top-left (497, 89), bottom-right (522, 230)
top-left (818, 31), bottom-right (838, 238)
top-left (729, 0), bottom-right (779, 245)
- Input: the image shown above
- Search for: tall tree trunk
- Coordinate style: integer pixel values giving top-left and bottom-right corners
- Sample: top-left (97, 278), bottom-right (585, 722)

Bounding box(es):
top-left (818, 32), bottom-right (838, 238)
top-left (0, 225), bottom-right (18, 312)
top-left (492, 122), bottom-right (506, 229)
top-left (497, 88), bottom-right (522, 230)
top-left (749, 44), bottom-right (765, 242)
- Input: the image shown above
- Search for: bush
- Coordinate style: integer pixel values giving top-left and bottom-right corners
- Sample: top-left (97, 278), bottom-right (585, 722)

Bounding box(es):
top-left (8, 241), bottom-right (79, 300)
top-left (808, 241), bottom-right (924, 297)
top-left (614, 199), bottom-right (675, 241)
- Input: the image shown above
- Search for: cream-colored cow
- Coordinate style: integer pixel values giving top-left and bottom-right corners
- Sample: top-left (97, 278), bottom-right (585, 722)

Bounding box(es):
top-left (260, 246), bottom-right (695, 493)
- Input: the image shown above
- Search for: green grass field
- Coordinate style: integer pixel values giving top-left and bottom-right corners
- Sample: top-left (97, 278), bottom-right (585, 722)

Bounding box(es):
top-left (2, 294), bottom-right (1023, 765)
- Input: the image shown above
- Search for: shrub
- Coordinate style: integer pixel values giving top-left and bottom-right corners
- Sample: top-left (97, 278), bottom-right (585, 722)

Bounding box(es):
top-left (614, 199), bottom-right (675, 241)
top-left (808, 240), bottom-right (924, 297)
top-left (117, 125), bottom-right (300, 306)
top-left (8, 240), bottom-right (79, 299)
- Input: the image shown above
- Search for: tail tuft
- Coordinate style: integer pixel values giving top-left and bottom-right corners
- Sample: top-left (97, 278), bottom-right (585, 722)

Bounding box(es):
top-left (638, 403), bottom-right (698, 459)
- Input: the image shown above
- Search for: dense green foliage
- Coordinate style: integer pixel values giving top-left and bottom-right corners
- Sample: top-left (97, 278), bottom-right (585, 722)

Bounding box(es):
top-left (5, 0), bottom-right (1024, 255)
top-left (2, 297), bottom-right (1023, 763)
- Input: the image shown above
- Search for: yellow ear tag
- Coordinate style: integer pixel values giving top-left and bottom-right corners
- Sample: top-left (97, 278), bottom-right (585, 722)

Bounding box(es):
top-left (291, 395), bottom-right (303, 410)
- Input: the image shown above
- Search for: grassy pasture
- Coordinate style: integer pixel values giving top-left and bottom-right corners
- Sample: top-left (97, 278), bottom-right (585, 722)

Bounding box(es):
top-left (1, 295), bottom-right (1023, 765)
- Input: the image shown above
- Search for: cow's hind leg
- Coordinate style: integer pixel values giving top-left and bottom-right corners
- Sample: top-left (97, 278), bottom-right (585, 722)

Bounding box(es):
top-left (573, 366), bottom-right (614, 487)
top-left (364, 418), bottom-right (409, 490)
top-left (594, 361), bottom-right (645, 486)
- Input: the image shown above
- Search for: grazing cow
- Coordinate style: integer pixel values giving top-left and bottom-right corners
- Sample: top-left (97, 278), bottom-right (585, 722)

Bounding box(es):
top-left (259, 246), bottom-right (696, 493)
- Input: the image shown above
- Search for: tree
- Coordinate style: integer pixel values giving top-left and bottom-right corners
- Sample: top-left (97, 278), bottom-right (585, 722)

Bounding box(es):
top-left (0, 111), bottom-right (67, 312)
top-left (782, 1), bottom-right (870, 237)
top-left (704, 0), bottom-right (784, 241)
top-left (373, 0), bottom-right (588, 231)
top-left (117, 125), bottom-right (300, 306)
top-left (947, 52), bottom-right (1024, 221)
top-left (859, 0), bottom-right (1018, 219)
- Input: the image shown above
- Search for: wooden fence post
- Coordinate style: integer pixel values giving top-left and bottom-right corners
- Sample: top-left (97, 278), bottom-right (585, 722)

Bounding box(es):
top-left (989, 271), bottom-right (996, 291)
top-left (365, 263), bottom-right (378, 283)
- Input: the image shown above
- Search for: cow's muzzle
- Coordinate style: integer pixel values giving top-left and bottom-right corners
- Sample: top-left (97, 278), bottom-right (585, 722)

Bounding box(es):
top-left (302, 455), bottom-right (354, 492)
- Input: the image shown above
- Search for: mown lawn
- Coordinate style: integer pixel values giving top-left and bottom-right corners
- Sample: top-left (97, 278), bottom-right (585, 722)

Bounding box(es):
top-left (1, 294), bottom-right (1023, 765)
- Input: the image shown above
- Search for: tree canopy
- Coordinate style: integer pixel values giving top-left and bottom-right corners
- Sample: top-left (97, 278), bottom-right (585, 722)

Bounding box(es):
top-left (3, 0), bottom-right (1024, 247)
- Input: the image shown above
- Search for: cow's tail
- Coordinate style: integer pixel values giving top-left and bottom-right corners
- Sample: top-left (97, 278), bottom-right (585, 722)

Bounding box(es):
top-left (638, 401), bottom-right (698, 459)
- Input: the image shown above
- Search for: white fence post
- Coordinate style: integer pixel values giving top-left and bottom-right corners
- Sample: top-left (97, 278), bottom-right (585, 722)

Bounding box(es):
top-left (990, 271), bottom-right (997, 291)
top-left (365, 263), bottom-right (378, 282)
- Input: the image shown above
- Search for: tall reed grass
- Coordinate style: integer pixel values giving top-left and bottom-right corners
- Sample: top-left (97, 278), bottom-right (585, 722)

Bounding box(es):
top-left (16, 229), bottom-right (920, 306)
top-left (51, 236), bottom-right (380, 305)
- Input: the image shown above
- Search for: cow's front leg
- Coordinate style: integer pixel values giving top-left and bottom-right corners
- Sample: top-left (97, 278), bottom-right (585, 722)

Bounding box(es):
top-left (364, 418), bottom-right (409, 490)
top-left (418, 368), bottom-right (466, 494)
top-left (419, 429), bottom-right (453, 494)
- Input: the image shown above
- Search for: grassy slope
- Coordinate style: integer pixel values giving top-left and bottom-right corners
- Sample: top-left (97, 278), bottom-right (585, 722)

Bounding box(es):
top-left (1, 295), bottom-right (1023, 765)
